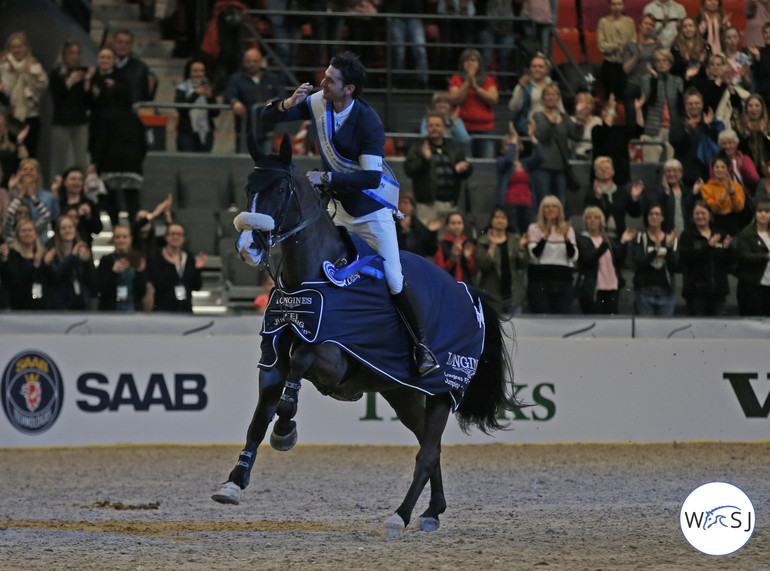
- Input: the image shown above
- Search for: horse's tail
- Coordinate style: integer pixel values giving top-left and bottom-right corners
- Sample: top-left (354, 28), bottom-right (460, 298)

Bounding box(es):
top-left (456, 297), bottom-right (519, 434)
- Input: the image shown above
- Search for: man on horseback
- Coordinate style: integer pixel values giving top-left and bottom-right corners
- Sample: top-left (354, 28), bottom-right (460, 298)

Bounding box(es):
top-left (261, 51), bottom-right (439, 376)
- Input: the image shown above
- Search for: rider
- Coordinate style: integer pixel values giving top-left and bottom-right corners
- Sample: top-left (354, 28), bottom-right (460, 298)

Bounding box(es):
top-left (261, 52), bottom-right (439, 376)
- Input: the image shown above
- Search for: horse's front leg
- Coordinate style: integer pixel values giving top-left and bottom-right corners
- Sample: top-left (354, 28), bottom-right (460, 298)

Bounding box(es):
top-left (211, 366), bottom-right (284, 505)
top-left (386, 395), bottom-right (450, 538)
top-left (270, 344), bottom-right (319, 451)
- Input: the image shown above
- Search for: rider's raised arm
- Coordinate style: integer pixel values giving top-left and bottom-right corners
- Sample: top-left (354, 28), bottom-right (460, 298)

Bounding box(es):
top-left (261, 97), bottom-right (311, 128)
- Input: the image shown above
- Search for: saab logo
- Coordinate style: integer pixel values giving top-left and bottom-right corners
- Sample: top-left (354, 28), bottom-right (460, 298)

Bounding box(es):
top-left (1, 351), bottom-right (64, 434)
top-left (680, 482), bottom-right (755, 556)
top-left (76, 373), bottom-right (207, 411)
top-left (724, 372), bottom-right (770, 417)
top-left (446, 352), bottom-right (478, 377)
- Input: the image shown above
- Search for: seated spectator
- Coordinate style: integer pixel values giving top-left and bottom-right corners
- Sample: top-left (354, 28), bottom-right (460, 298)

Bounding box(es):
top-left (509, 53), bottom-right (559, 136)
top-left (112, 29), bottom-right (154, 104)
top-left (404, 110), bottom-right (473, 227)
top-left (526, 196), bottom-right (578, 314)
top-left (645, 158), bottom-right (696, 234)
top-left (736, 198), bottom-right (770, 315)
top-left (175, 59), bottom-right (219, 153)
top-left (748, 23), bottom-right (770, 111)
top-left (58, 166), bottom-right (103, 244)
top-left (723, 26), bottom-right (754, 90)
top-left (591, 94), bottom-right (644, 187)
top-left (0, 112), bottom-right (29, 188)
top-left (737, 94), bottom-right (770, 179)
top-left (476, 206), bottom-right (527, 315)
top-left (670, 16), bottom-right (710, 80)
top-left (643, 0), bottom-right (687, 50)
top-left (641, 49), bottom-right (683, 163)
top-left (715, 129), bottom-right (760, 196)
top-left (598, 0), bottom-right (636, 99)
top-left (584, 156), bottom-right (643, 239)
top-left (695, 0), bottom-right (730, 55)
top-left (669, 89), bottom-right (724, 186)
top-left (629, 203), bottom-right (679, 316)
top-left (576, 206), bottom-right (635, 314)
top-left (572, 92), bottom-right (602, 161)
top-left (0, 32), bottom-right (48, 157)
top-left (622, 15), bottom-right (657, 127)
top-left (746, 0), bottom-right (770, 49)
top-left (689, 53), bottom-right (749, 129)
top-left (449, 49), bottom-right (499, 158)
top-left (146, 223), bottom-right (207, 313)
top-left (96, 223), bottom-right (147, 312)
top-left (679, 200), bottom-right (735, 315)
top-left (496, 120), bottom-right (544, 234)
top-left (434, 212), bottom-right (477, 285)
top-left (49, 39), bottom-right (91, 178)
top-left (395, 191), bottom-right (439, 259)
top-left (43, 215), bottom-right (95, 310)
top-left (0, 219), bottom-right (45, 309)
top-left (699, 153), bottom-right (748, 237)
top-left (8, 158), bottom-right (59, 224)
top-left (419, 91), bottom-right (470, 153)
top-left (532, 85), bottom-right (586, 208)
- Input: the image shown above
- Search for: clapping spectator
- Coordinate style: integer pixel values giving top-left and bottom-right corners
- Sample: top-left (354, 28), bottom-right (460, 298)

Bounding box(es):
top-left (572, 92), bottom-right (602, 160)
top-left (748, 23), bottom-right (770, 110)
top-left (526, 196), bottom-right (578, 314)
top-left (58, 166), bottom-right (103, 244)
top-left (645, 159), bottom-right (696, 234)
top-left (598, 0), bottom-right (636, 99)
top-left (175, 59), bottom-right (219, 153)
top-left (419, 91), bottom-right (470, 153)
top-left (449, 49), bottom-right (499, 158)
top-left (695, 0), bottom-right (730, 55)
top-left (715, 129), bottom-right (760, 195)
top-left (736, 198), bottom-right (770, 315)
top-left (49, 39), bottom-right (91, 178)
top-left (0, 113), bottom-right (29, 188)
top-left (132, 194), bottom-right (173, 261)
top-left (699, 153), bottom-right (748, 237)
top-left (0, 32), bottom-right (48, 157)
top-left (669, 89), bottom-right (724, 186)
top-left (736, 94), bottom-right (770, 179)
top-left (8, 158), bottom-right (59, 226)
top-left (746, 0), bottom-right (770, 49)
top-left (679, 200), bottom-right (735, 315)
top-left (641, 49), bottom-right (683, 162)
top-left (671, 16), bottom-right (711, 81)
top-left (395, 191), bottom-right (439, 259)
top-left (689, 53), bottom-right (749, 128)
top-left (622, 15), bottom-right (657, 128)
top-left (591, 94), bottom-right (645, 186)
top-left (435, 211), bottom-right (477, 285)
top-left (509, 53), bottom-right (559, 136)
top-left (723, 26), bottom-right (754, 90)
top-left (43, 215), bottom-right (95, 310)
top-left (87, 47), bottom-right (129, 160)
top-left (1, 219), bottom-right (45, 309)
top-left (146, 223), bottom-right (207, 312)
top-left (643, 0), bottom-right (687, 50)
top-left (96, 223), bottom-right (147, 312)
top-left (584, 156), bottom-right (643, 239)
top-left (112, 29), bottom-right (154, 104)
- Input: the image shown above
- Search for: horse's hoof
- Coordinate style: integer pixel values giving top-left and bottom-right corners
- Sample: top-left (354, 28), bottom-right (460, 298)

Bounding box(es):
top-left (384, 514), bottom-right (406, 539)
top-left (270, 425), bottom-right (298, 451)
top-left (211, 481), bottom-right (242, 505)
top-left (418, 516), bottom-right (440, 531)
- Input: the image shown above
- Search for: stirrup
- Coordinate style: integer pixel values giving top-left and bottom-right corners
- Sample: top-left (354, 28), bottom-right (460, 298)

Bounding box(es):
top-left (415, 344), bottom-right (441, 376)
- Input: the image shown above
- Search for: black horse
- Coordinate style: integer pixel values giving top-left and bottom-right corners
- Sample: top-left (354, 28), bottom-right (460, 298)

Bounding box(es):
top-left (212, 135), bottom-right (518, 537)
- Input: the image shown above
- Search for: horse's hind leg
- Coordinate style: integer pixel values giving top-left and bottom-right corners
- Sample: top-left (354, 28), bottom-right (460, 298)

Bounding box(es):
top-left (212, 367), bottom-right (284, 504)
top-left (382, 392), bottom-right (450, 537)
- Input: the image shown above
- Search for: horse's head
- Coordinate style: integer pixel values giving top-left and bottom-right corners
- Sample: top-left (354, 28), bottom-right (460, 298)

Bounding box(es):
top-left (235, 134), bottom-right (321, 267)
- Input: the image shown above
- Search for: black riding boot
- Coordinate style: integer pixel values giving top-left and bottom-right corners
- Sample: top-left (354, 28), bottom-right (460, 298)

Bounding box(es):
top-left (392, 281), bottom-right (440, 376)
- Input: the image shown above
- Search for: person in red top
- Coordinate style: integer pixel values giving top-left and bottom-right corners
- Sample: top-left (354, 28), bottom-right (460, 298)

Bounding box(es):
top-left (434, 211), bottom-right (477, 285)
top-left (449, 49), bottom-right (499, 159)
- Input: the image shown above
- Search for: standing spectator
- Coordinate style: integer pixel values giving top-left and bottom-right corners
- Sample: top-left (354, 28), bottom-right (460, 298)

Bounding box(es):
top-left (0, 114), bottom-right (29, 188)
top-left (383, 0), bottom-right (429, 89)
top-left (395, 191), bottom-right (439, 258)
top-left (8, 158), bottom-right (59, 224)
top-left (174, 59), bottom-right (219, 153)
top-left (419, 91), bottom-right (471, 153)
top-left (90, 88), bottom-right (147, 228)
top-left (746, 0), bottom-right (770, 49)
top-left (112, 29), bottom-right (154, 104)
top-left (267, 0), bottom-right (310, 78)
top-left (622, 14), bottom-right (657, 128)
top-left (434, 211), bottom-right (477, 285)
top-left (629, 203), bottom-right (679, 316)
top-left (49, 39), bottom-right (91, 179)
top-left (43, 215), bottom-right (95, 310)
top-left (146, 222), bottom-right (207, 312)
top-left (598, 0), bottom-right (637, 99)
top-left (435, 0), bottom-right (477, 67)
top-left (715, 129), bottom-right (760, 196)
top-left (404, 110), bottom-right (473, 227)
top-left (723, 26), bottom-right (754, 90)
top-left (591, 94), bottom-right (645, 187)
top-left (224, 48), bottom-right (283, 153)
top-left (670, 17), bottom-right (710, 81)
top-left (86, 48), bottom-right (126, 160)
top-left (3, 192), bottom-right (50, 242)
top-left (478, 0), bottom-right (516, 91)
top-left (96, 223), bottom-right (147, 312)
top-left (449, 49), bottom-right (499, 158)
top-left (669, 89), bottom-right (724, 186)
top-left (0, 32), bottom-right (48, 157)
top-left (496, 120), bottom-right (544, 233)
top-left (476, 206), bottom-right (527, 315)
top-left (748, 23), bottom-right (770, 111)
top-left (695, 0), bottom-right (730, 55)
top-left (509, 53), bottom-right (559, 136)
top-left (584, 156), bottom-right (643, 240)
top-left (58, 166), bottom-right (103, 244)
top-left (641, 49), bottom-right (683, 163)
top-left (521, 0), bottom-right (554, 57)
top-left (576, 206), bottom-right (635, 314)
top-left (571, 92), bottom-right (602, 160)
top-left (699, 153), bottom-right (748, 237)
top-left (526, 196), bottom-right (578, 314)
top-left (132, 194), bottom-right (173, 261)
top-left (737, 94), bottom-right (770, 179)
top-left (689, 53), bottom-right (749, 129)
top-left (1, 219), bottom-right (46, 309)
top-left (736, 198), bottom-right (770, 315)
top-left (645, 159), bottom-right (696, 235)
top-left (532, 84), bottom-right (586, 208)
top-left (643, 0), bottom-right (687, 50)
top-left (679, 200), bottom-right (735, 315)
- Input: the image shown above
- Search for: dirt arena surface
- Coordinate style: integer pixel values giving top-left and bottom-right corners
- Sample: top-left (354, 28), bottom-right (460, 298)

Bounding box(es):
top-left (1, 442), bottom-right (768, 570)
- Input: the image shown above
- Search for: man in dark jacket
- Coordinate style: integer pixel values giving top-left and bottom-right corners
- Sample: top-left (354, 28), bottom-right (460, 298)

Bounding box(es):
top-left (112, 29), bottom-right (154, 104)
top-left (404, 110), bottom-right (473, 227)
top-left (583, 155), bottom-right (643, 239)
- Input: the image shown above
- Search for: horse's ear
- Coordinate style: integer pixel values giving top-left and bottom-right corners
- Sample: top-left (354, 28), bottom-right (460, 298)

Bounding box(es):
top-left (247, 133), bottom-right (264, 163)
top-left (278, 133), bottom-right (293, 164)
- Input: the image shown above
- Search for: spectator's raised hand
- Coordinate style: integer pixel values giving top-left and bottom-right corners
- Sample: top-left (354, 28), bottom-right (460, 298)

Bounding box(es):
top-left (44, 248), bottom-right (56, 265)
top-left (704, 107), bottom-right (715, 124)
top-left (693, 178), bottom-right (703, 195)
top-left (17, 124), bottom-right (30, 145)
top-left (631, 180), bottom-right (644, 201)
top-left (195, 252), bottom-right (209, 269)
top-left (708, 232), bottom-right (722, 247)
top-left (665, 229), bottom-right (677, 248)
top-left (112, 256), bottom-right (130, 273)
top-left (621, 227), bottom-right (637, 243)
top-left (455, 160), bottom-right (469, 173)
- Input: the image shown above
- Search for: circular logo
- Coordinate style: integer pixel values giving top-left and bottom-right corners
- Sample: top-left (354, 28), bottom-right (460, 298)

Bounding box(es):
top-left (1, 351), bottom-right (64, 434)
top-left (680, 482), bottom-right (755, 556)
